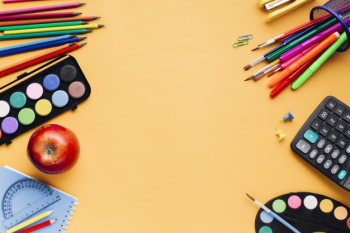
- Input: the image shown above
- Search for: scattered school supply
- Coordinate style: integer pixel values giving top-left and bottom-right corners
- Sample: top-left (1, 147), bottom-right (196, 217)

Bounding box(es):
top-left (3, 0), bottom-right (46, 2)
top-left (254, 192), bottom-right (350, 233)
top-left (0, 20), bottom-right (88, 32)
top-left (282, 111), bottom-right (294, 121)
top-left (291, 96), bottom-right (350, 191)
top-left (7, 210), bottom-right (54, 233)
top-left (0, 166), bottom-right (78, 232)
top-left (17, 219), bottom-right (57, 233)
top-left (5, 24), bottom-right (103, 35)
top-left (0, 55), bottom-right (91, 145)
top-left (237, 34), bottom-right (253, 41)
top-left (275, 127), bottom-right (286, 141)
top-left (292, 32), bottom-right (348, 90)
top-left (268, 32), bottom-right (340, 87)
top-left (233, 40), bottom-right (248, 48)
top-left (253, 63), bottom-right (280, 81)
top-left (246, 193), bottom-right (301, 233)
top-left (0, 29), bottom-right (92, 40)
top-left (0, 12), bottom-right (82, 21)
top-left (245, 59), bottom-right (280, 81)
top-left (0, 2), bottom-right (85, 17)
top-left (0, 16), bottom-right (100, 27)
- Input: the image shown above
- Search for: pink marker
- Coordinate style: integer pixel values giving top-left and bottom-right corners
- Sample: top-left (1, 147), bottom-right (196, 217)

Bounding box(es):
top-left (280, 43), bottom-right (318, 70)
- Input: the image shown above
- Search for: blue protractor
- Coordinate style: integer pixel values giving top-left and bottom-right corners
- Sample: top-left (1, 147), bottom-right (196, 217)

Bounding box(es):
top-left (1, 179), bottom-right (60, 230)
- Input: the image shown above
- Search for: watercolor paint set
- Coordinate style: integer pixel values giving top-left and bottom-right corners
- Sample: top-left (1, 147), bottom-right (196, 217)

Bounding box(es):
top-left (0, 55), bottom-right (91, 146)
top-left (255, 192), bottom-right (350, 233)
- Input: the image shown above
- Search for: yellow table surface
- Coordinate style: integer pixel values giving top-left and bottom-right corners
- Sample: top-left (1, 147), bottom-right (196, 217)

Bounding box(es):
top-left (2, 0), bottom-right (350, 232)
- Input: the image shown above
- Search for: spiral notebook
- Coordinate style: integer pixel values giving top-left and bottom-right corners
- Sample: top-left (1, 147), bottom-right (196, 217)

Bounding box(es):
top-left (0, 166), bottom-right (78, 233)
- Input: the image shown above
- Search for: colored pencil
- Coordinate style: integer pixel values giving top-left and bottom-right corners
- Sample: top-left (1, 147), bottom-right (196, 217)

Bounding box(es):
top-left (0, 34), bottom-right (75, 52)
top-left (0, 43), bottom-right (71, 73)
top-left (268, 32), bottom-right (340, 87)
top-left (0, 56), bottom-right (69, 94)
top-left (0, 16), bottom-right (100, 27)
top-left (0, 37), bottom-right (86, 57)
top-left (4, 0), bottom-right (46, 2)
top-left (17, 219), bottom-right (57, 233)
top-left (6, 210), bottom-right (54, 233)
top-left (5, 24), bottom-right (103, 35)
top-left (0, 12), bottom-right (81, 21)
top-left (0, 21), bottom-right (88, 32)
top-left (0, 43), bottom-right (86, 79)
top-left (0, 30), bottom-right (92, 40)
top-left (0, 3), bottom-right (85, 17)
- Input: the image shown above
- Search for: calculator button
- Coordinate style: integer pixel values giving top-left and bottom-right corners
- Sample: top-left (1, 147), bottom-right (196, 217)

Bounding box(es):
top-left (326, 99), bottom-right (337, 111)
top-left (335, 105), bottom-right (346, 117)
top-left (328, 131), bottom-right (340, 143)
top-left (311, 119), bottom-right (322, 131)
top-left (335, 121), bottom-right (347, 133)
top-left (296, 140), bottom-right (311, 154)
top-left (304, 130), bottom-right (318, 144)
top-left (331, 165), bottom-right (340, 174)
top-left (339, 155), bottom-right (348, 164)
top-left (318, 109), bottom-right (331, 121)
top-left (345, 127), bottom-right (350, 139)
top-left (338, 170), bottom-right (347, 180)
top-left (324, 144), bottom-right (333, 154)
top-left (337, 137), bottom-right (349, 149)
top-left (324, 160), bottom-right (332, 169)
top-left (317, 139), bottom-right (326, 149)
top-left (343, 111), bottom-right (350, 123)
top-left (317, 155), bottom-right (325, 164)
top-left (319, 125), bottom-right (331, 137)
top-left (327, 115), bottom-right (338, 127)
top-left (331, 149), bottom-right (340, 159)
top-left (309, 149), bottom-right (318, 159)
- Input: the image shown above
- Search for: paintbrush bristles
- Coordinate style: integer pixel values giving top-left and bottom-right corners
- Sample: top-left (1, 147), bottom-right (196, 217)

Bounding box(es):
top-left (246, 193), bottom-right (255, 201)
top-left (244, 65), bottom-right (252, 71)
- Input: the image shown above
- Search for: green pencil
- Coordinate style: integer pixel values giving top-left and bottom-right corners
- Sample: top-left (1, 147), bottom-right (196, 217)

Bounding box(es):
top-left (292, 32), bottom-right (348, 90)
top-left (0, 29), bottom-right (93, 40)
top-left (0, 21), bottom-right (89, 32)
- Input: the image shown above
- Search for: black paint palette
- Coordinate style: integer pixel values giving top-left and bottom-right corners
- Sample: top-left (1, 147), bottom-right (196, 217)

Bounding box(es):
top-left (0, 55), bottom-right (91, 146)
top-left (254, 192), bottom-right (350, 233)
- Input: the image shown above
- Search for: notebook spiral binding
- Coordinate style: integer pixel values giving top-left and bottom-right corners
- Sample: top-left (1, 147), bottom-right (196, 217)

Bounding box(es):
top-left (58, 201), bottom-right (79, 233)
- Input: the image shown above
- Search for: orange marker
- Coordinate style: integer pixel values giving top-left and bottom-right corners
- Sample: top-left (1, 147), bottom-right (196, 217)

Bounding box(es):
top-left (268, 32), bottom-right (340, 87)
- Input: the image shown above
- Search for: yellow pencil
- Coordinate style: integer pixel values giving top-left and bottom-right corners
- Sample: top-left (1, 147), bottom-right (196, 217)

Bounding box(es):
top-left (6, 210), bottom-right (54, 233)
top-left (4, 24), bottom-right (104, 35)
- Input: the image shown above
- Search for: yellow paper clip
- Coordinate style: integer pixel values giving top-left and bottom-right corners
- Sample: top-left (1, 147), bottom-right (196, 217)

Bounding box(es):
top-left (233, 40), bottom-right (249, 48)
top-left (275, 127), bottom-right (286, 141)
top-left (258, 0), bottom-right (315, 22)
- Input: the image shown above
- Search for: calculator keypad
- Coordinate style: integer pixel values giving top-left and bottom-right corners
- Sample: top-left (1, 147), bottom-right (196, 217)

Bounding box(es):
top-left (291, 97), bottom-right (350, 192)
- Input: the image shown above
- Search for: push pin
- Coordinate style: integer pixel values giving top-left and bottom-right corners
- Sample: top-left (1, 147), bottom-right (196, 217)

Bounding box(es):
top-left (275, 127), bottom-right (286, 141)
top-left (281, 111), bottom-right (294, 121)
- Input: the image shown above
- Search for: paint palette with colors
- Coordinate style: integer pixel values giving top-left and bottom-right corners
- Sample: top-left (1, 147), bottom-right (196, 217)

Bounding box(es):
top-left (255, 192), bottom-right (350, 233)
top-left (0, 55), bottom-right (91, 146)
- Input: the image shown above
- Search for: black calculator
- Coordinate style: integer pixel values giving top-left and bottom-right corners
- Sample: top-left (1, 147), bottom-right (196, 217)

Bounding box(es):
top-left (291, 96), bottom-right (350, 192)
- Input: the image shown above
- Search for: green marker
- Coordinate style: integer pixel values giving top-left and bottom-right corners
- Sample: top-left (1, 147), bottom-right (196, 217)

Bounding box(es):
top-left (292, 32), bottom-right (347, 90)
top-left (0, 29), bottom-right (93, 40)
top-left (0, 21), bottom-right (88, 32)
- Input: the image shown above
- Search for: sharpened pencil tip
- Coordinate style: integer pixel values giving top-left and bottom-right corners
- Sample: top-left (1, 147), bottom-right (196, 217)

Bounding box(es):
top-left (79, 42), bottom-right (87, 47)
top-left (69, 34), bottom-right (78, 38)
top-left (246, 193), bottom-right (255, 201)
top-left (244, 65), bottom-right (252, 71)
top-left (74, 12), bottom-right (82, 16)
top-left (98, 24), bottom-right (104, 28)
top-left (69, 42), bottom-right (76, 47)
top-left (78, 37), bottom-right (87, 41)
top-left (251, 47), bottom-right (259, 51)
top-left (78, 3), bottom-right (86, 6)
top-left (85, 29), bottom-right (93, 33)
top-left (81, 21), bottom-right (89, 25)
top-left (92, 16), bottom-right (101, 20)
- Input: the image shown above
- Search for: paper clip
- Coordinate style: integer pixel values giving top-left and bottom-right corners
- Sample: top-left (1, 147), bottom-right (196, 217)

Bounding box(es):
top-left (233, 40), bottom-right (249, 48)
top-left (237, 34), bottom-right (253, 41)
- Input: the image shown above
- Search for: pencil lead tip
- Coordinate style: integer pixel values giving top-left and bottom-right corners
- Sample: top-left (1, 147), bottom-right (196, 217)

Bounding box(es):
top-left (244, 64), bottom-right (252, 71)
top-left (246, 193), bottom-right (255, 201)
top-left (51, 219), bottom-right (58, 224)
top-left (251, 47), bottom-right (259, 51)
top-left (78, 37), bottom-right (87, 41)
top-left (85, 29), bottom-right (93, 33)
top-left (98, 24), bottom-right (104, 28)
top-left (79, 42), bottom-right (87, 47)
top-left (81, 21), bottom-right (89, 25)
top-left (74, 12), bottom-right (82, 16)
top-left (78, 2), bottom-right (86, 6)
top-left (69, 42), bottom-right (76, 46)
top-left (244, 75), bottom-right (254, 81)
top-left (92, 16), bottom-right (101, 20)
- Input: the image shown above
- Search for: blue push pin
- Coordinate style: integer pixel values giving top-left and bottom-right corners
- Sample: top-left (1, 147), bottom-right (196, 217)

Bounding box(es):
top-left (281, 111), bottom-right (294, 121)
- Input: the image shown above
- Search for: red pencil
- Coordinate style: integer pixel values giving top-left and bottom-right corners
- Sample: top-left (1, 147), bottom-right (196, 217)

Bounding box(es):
top-left (0, 42), bottom-right (86, 78)
top-left (17, 219), bottom-right (57, 233)
top-left (270, 53), bottom-right (322, 98)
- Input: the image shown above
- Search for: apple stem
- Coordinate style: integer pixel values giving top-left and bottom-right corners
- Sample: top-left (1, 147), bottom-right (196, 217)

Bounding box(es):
top-left (47, 147), bottom-right (54, 155)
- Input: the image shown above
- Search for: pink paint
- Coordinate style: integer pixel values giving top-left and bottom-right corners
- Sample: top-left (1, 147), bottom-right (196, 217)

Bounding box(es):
top-left (26, 83), bottom-right (43, 100)
top-left (288, 195), bottom-right (302, 209)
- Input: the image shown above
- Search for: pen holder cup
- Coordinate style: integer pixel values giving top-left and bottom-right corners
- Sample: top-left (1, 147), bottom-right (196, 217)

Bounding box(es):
top-left (310, 0), bottom-right (350, 52)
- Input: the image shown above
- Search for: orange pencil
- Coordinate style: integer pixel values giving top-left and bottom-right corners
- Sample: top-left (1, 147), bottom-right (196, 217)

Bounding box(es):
top-left (268, 32), bottom-right (340, 87)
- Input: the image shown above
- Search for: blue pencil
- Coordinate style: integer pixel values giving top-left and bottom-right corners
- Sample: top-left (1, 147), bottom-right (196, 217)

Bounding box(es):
top-left (0, 37), bottom-right (87, 57)
top-left (0, 34), bottom-right (76, 53)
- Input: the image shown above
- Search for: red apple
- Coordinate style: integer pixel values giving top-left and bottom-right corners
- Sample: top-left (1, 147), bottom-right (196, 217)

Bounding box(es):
top-left (27, 124), bottom-right (80, 174)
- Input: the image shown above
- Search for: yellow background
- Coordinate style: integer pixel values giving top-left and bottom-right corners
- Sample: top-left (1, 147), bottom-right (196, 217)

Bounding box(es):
top-left (2, 0), bottom-right (350, 232)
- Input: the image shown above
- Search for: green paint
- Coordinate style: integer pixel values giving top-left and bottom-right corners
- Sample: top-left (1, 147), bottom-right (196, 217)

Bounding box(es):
top-left (259, 226), bottom-right (272, 233)
top-left (9, 92), bottom-right (26, 109)
top-left (272, 199), bottom-right (286, 213)
top-left (18, 108), bottom-right (35, 125)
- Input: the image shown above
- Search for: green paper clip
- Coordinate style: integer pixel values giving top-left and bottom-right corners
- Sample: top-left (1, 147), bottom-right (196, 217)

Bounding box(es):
top-left (233, 40), bottom-right (249, 48)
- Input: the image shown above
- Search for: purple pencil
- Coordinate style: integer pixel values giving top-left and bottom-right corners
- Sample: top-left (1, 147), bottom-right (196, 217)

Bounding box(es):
top-left (0, 12), bottom-right (81, 21)
top-left (0, 3), bottom-right (85, 17)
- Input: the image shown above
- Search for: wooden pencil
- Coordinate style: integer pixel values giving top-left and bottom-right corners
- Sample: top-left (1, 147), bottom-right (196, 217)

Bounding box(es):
top-left (0, 16), bottom-right (100, 27)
